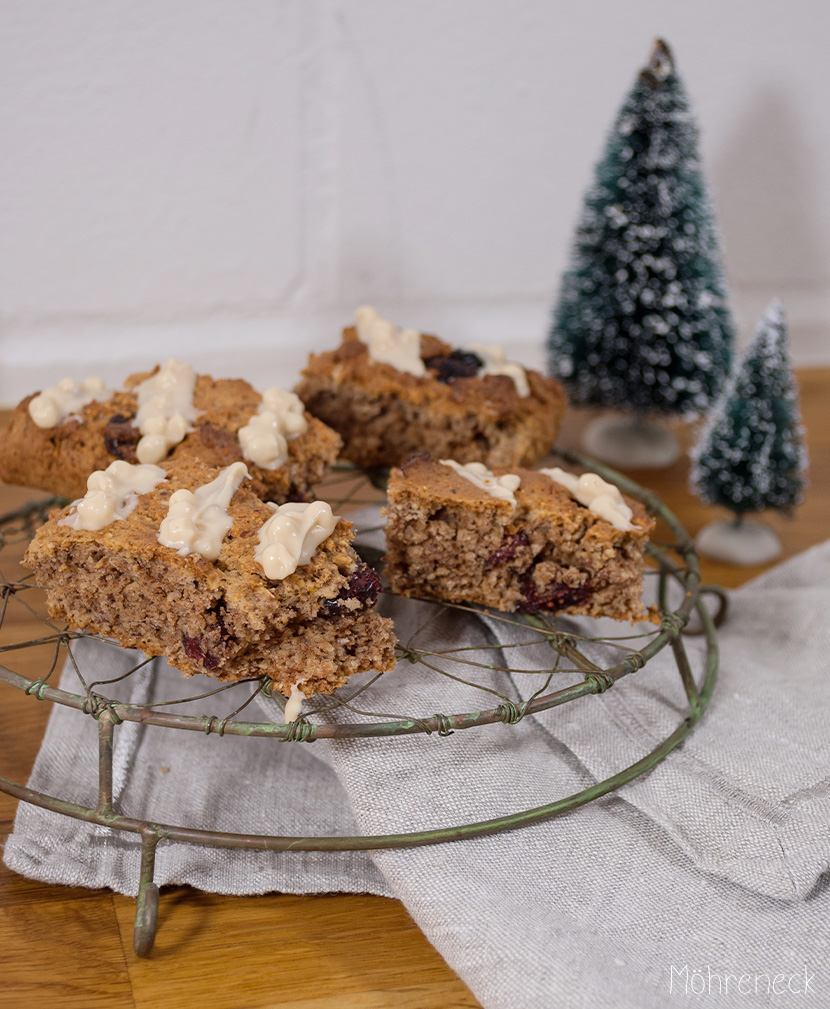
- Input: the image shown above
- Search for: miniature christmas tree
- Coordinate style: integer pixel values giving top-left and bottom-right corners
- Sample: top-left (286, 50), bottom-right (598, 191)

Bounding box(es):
top-left (549, 39), bottom-right (735, 467)
top-left (690, 300), bottom-right (807, 564)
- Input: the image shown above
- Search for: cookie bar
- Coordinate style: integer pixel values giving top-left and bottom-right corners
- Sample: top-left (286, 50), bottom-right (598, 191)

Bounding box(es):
top-left (0, 361), bottom-right (342, 503)
top-left (384, 453), bottom-right (656, 623)
top-left (24, 458), bottom-right (396, 700)
top-left (294, 307), bottom-right (567, 470)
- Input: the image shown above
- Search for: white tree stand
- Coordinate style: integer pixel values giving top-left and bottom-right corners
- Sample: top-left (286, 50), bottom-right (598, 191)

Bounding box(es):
top-left (582, 415), bottom-right (681, 469)
top-left (695, 518), bottom-right (782, 566)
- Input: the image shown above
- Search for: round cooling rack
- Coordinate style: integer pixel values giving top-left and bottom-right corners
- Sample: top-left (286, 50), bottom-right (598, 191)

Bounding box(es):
top-left (0, 451), bottom-right (725, 956)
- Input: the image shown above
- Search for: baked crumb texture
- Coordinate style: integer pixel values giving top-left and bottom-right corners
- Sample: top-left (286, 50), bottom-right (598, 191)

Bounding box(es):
top-left (384, 453), bottom-right (657, 624)
top-left (24, 459), bottom-right (396, 696)
top-left (0, 369), bottom-right (342, 502)
top-left (294, 327), bottom-right (567, 469)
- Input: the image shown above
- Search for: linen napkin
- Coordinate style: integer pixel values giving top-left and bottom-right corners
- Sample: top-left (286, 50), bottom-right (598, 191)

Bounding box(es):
top-left (3, 635), bottom-right (390, 898)
top-left (478, 539), bottom-right (830, 903)
top-left (5, 534), bottom-right (830, 1008)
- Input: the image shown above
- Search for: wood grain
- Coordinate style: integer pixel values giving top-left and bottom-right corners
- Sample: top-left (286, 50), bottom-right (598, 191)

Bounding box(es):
top-left (0, 897), bottom-right (136, 1009)
top-left (112, 890), bottom-right (480, 1009)
top-left (2, 368), bottom-right (828, 1007)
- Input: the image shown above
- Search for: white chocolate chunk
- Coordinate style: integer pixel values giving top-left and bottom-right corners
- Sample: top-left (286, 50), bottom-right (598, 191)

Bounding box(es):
top-left (355, 305), bottom-right (426, 377)
top-left (238, 388), bottom-right (308, 470)
top-left (134, 360), bottom-right (199, 463)
top-left (60, 461), bottom-right (167, 531)
top-left (158, 462), bottom-right (249, 560)
top-left (465, 344), bottom-right (530, 397)
top-left (28, 376), bottom-right (109, 428)
top-left (255, 501), bottom-right (339, 580)
top-left (541, 467), bottom-right (634, 531)
top-left (440, 459), bottom-right (521, 506)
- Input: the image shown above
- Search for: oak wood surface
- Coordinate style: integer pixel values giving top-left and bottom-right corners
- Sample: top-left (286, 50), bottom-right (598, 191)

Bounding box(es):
top-left (2, 368), bottom-right (828, 1008)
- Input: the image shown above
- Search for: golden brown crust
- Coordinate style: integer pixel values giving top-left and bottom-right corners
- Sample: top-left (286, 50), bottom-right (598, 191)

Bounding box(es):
top-left (384, 454), bottom-right (657, 624)
top-left (0, 372), bottom-right (342, 502)
top-left (294, 327), bottom-right (567, 469)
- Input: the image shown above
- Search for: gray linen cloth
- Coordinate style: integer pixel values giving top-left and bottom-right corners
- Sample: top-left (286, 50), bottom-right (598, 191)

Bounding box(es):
top-left (5, 528), bottom-right (830, 1008)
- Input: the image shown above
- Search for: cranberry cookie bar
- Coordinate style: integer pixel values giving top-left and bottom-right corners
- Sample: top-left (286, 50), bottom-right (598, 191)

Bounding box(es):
top-left (0, 361), bottom-right (341, 503)
top-left (24, 458), bottom-right (396, 700)
top-left (384, 453), bottom-right (656, 623)
top-left (294, 307), bottom-right (567, 470)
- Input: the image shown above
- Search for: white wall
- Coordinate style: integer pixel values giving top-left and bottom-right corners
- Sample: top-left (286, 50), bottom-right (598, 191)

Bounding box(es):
top-left (1, 0), bottom-right (829, 403)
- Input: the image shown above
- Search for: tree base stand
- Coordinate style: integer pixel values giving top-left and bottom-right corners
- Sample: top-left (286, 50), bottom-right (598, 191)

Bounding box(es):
top-left (582, 415), bottom-right (681, 469)
top-left (695, 518), bottom-right (782, 566)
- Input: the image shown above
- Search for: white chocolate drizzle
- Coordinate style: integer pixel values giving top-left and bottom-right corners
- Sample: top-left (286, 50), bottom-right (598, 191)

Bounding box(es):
top-left (440, 460), bottom-right (521, 507)
top-left (541, 467), bottom-right (634, 531)
top-left (237, 388), bottom-right (308, 470)
top-left (60, 461), bottom-right (167, 531)
top-left (158, 462), bottom-right (249, 561)
top-left (465, 344), bottom-right (530, 397)
top-left (133, 360), bottom-right (200, 464)
top-left (28, 376), bottom-right (109, 429)
top-left (255, 501), bottom-right (339, 581)
top-left (354, 305), bottom-right (426, 377)
top-left (282, 682), bottom-right (306, 723)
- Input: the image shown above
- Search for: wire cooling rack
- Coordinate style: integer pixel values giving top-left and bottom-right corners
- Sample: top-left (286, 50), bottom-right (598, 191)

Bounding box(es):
top-left (0, 451), bottom-right (724, 956)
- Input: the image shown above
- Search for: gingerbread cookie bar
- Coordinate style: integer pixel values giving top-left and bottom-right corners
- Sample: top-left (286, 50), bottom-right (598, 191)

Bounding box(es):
top-left (24, 458), bottom-right (396, 701)
top-left (294, 307), bottom-right (567, 470)
top-left (0, 361), bottom-right (341, 503)
top-left (384, 453), bottom-right (656, 623)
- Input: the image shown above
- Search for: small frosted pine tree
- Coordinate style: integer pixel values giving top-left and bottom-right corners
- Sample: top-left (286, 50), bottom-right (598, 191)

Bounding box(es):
top-left (690, 300), bottom-right (807, 518)
top-left (549, 39), bottom-right (735, 421)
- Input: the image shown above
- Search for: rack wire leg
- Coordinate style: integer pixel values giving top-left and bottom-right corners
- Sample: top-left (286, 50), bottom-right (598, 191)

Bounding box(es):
top-left (96, 710), bottom-right (116, 817)
top-left (134, 828), bottom-right (160, 957)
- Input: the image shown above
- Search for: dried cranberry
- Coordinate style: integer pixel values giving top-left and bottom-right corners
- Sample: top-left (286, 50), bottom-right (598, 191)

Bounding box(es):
top-left (182, 634), bottom-right (204, 662)
top-left (518, 573), bottom-right (593, 614)
top-left (424, 349), bottom-right (483, 384)
top-left (348, 564), bottom-right (382, 603)
top-left (486, 531), bottom-right (529, 568)
top-left (182, 632), bottom-right (222, 670)
top-left (196, 424), bottom-right (242, 463)
top-left (104, 414), bottom-right (140, 462)
top-left (323, 563), bottom-right (382, 615)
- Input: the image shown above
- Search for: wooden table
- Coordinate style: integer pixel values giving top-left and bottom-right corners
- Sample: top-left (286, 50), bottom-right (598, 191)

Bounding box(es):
top-left (2, 369), bottom-right (828, 1009)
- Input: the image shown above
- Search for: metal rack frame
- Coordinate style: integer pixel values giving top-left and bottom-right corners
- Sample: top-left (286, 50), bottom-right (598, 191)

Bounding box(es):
top-left (0, 453), bottom-right (723, 956)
